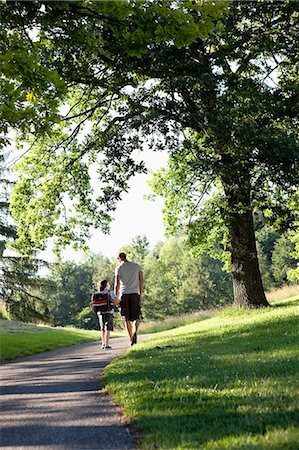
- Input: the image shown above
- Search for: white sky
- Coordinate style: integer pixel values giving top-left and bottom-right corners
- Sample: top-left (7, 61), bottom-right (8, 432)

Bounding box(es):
top-left (6, 132), bottom-right (169, 264)
top-left (46, 148), bottom-right (169, 262)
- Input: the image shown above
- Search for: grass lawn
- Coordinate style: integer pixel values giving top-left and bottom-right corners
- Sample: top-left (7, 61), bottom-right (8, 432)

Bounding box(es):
top-left (0, 320), bottom-right (124, 362)
top-left (104, 292), bottom-right (299, 449)
top-left (139, 309), bottom-right (216, 335)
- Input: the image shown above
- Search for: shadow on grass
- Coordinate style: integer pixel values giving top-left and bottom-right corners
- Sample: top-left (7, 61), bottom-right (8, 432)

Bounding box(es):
top-left (137, 408), bottom-right (299, 448)
top-left (105, 308), bottom-right (299, 448)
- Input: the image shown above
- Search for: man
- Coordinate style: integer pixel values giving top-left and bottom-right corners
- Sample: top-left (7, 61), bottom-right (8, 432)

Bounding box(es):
top-left (115, 252), bottom-right (144, 346)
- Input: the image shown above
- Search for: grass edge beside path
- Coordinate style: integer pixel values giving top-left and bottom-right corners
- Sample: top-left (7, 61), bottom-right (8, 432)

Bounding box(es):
top-left (0, 321), bottom-right (102, 362)
top-left (104, 293), bottom-right (299, 450)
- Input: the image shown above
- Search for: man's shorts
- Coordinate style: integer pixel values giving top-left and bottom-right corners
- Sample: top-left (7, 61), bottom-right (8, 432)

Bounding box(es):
top-left (97, 312), bottom-right (114, 331)
top-left (120, 293), bottom-right (141, 321)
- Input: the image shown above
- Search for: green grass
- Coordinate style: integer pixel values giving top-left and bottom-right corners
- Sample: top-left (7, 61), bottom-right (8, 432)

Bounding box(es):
top-left (104, 293), bottom-right (299, 449)
top-left (140, 309), bottom-right (215, 335)
top-left (0, 320), bottom-right (101, 361)
top-left (266, 284), bottom-right (299, 303)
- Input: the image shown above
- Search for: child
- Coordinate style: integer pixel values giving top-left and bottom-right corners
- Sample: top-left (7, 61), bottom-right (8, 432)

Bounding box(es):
top-left (90, 279), bottom-right (117, 349)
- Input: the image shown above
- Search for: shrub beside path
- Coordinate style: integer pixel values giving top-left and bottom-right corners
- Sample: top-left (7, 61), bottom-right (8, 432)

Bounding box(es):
top-left (1, 337), bottom-right (138, 449)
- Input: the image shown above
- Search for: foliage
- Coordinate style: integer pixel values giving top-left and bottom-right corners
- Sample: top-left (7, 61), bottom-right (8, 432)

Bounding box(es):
top-left (255, 241), bottom-right (274, 291)
top-left (49, 258), bottom-right (96, 327)
top-left (0, 152), bottom-right (52, 322)
top-left (143, 1), bottom-right (298, 306)
top-left (0, 152), bottom-right (17, 256)
top-left (91, 252), bottom-right (115, 288)
top-left (287, 191), bottom-right (299, 282)
top-left (46, 229), bottom-right (297, 328)
top-left (1, 0), bottom-right (228, 254)
top-left (120, 235), bottom-right (150, 266)
top-left (142, 236), bottom-right (233, 320)
top-left (2, 1), bottom-right (298, 307)
top-left (48, 251), bottom-right (118, 328)
top-left (104, 295), bottom-right (299, 449)
top-left (45, 234), bottom-right (232, 327)
top-left (288, 231), bottom-right (299, 282)
top-left (1, 256), bottom-right (52, 323)
top-left (255, 220), bottom-right (299, 290)
top-left (0, 305), bottom-right (10, 320)
top-left (0, 0), bottom-right (67, 151)
top-left (272, 232), bottom-right (298, 285)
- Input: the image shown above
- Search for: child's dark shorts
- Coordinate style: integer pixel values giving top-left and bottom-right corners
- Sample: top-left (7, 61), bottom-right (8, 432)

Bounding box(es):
top-left (97, 312), bottom-right (114, 331)
top-left (120, 293), bottom-right (141, 321)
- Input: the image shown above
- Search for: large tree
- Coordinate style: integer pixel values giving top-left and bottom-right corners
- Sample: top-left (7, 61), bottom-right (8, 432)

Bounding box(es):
top-left (1, 1), bottom-right (298, 307)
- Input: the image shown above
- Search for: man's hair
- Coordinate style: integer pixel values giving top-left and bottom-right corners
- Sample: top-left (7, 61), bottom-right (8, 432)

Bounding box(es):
top-left (118, 252), bottom-right (126, 260)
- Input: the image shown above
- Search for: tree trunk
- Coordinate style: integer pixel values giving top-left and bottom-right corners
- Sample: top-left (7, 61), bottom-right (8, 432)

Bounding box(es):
top-left (222, 174), bottom-right (269, 307)
top-left (229, 207), bottom-right (269, 307)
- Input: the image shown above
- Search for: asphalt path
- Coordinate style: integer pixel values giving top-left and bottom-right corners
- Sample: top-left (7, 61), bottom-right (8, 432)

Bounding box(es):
top-left (0, 337), bottom-right (139, 450)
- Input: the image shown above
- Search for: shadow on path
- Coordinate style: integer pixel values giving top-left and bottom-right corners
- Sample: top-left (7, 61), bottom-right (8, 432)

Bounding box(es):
top-left (0, 339), bottom-right (135, 449)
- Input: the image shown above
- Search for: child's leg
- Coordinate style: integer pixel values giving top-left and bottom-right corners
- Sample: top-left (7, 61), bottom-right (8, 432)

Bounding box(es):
top-left (105, 330), bottom-right (110, 346)
top-left (101, 329), bottom-right (105, 348)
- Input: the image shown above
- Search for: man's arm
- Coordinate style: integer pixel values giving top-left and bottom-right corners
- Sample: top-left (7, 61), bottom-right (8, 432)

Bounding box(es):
top-left (139, 270), bottom-right (144, 303)
top-left (115, 273), bottom-right (120, 298)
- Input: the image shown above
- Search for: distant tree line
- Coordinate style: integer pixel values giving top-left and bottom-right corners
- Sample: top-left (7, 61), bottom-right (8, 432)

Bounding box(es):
top-left (47, 229), bottom-right (297, 329)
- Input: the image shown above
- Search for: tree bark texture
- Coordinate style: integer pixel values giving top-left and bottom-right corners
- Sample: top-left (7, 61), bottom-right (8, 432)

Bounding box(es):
top-left (222, 173), bottom-right (269, 308)
top-left (229, 208), bottom-right (269, 307)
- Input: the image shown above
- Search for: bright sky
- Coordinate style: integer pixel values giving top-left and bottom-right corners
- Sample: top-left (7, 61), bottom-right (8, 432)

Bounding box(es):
top-left (7, 134), bottom-right (169, 264)
top-left (53, 148), bottom-right (169, 262)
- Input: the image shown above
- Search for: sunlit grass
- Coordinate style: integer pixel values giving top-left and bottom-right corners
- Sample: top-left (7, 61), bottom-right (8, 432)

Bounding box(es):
top-left (0, 319), bottom-right (122, 361)
top-left (104, 295), bottom-right (299, 449)
top-left (0, 321), bottom-right (100, 361)
top-left (139, 285), bottom-right (299, 336)
top-left (140, 309), bottom-right (215, 334)
top-left (266, 284), bottom-right (299, 303)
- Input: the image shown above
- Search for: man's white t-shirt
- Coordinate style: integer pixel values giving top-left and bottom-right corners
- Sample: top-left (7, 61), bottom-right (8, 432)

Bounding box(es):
top-left (115, 262), bottom-right (141, 295)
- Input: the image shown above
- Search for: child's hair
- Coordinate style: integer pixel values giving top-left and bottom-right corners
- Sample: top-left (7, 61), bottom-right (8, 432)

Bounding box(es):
top-left (99, 279), bottom-right (108, 291)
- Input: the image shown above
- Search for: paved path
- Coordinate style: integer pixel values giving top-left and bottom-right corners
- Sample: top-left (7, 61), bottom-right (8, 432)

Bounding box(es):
top-left (0, 338), bottom-right (137, 449)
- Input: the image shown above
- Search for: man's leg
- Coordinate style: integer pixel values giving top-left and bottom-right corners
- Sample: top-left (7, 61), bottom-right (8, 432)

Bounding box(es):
top-left (124, 320), bottom-right (133, 343)
top-left (132, 319), bottom-right (139, 344)
top-left (133, 319), bottom-right (139, 334)
top-left (131, 294), bottom-right (141, 345)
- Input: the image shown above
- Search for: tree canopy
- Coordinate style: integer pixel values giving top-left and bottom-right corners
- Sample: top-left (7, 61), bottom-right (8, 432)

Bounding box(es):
top-left (1, 0), bottom-right (228, 252)
top-left (1, 0), bottom-right (298, 307)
